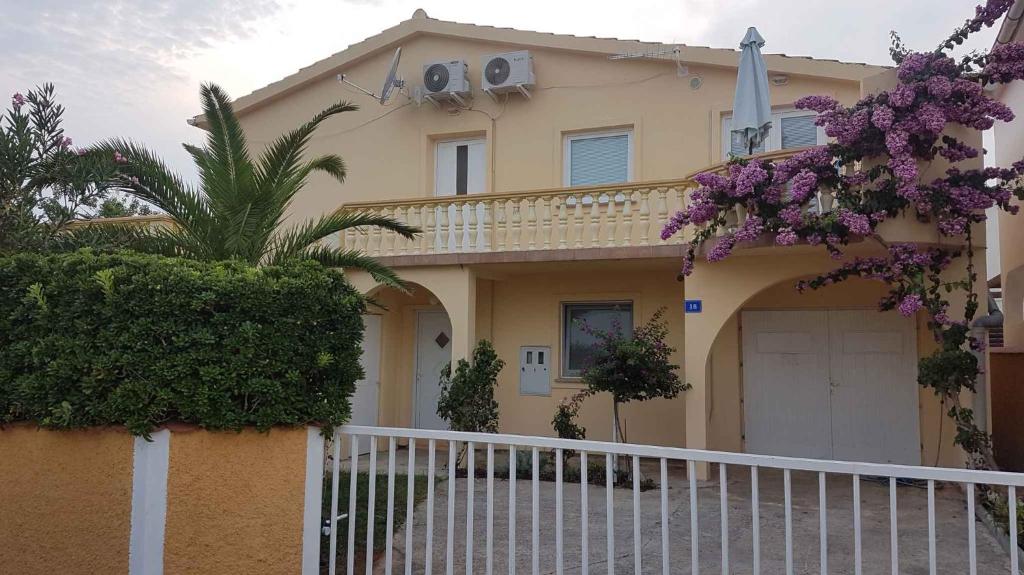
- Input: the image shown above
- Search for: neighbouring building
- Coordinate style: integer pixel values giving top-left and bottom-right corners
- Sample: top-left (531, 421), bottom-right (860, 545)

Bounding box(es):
top-left (201, 9), bottom-right (991, 469)
top-left (989, 1), bottom-right (1024, 471)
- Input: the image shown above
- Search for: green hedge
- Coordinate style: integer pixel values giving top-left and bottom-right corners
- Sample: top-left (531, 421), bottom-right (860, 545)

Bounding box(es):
top-left (0, 250), bottom-right (365, 435)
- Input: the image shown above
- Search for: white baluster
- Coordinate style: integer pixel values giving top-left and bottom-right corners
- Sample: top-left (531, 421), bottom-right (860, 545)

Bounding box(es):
top-left (381, 208), bottom-right (394, 256)
top-left (465, 202), bottom-right (477, 252)
top-left (396, 207), bottom-right (409, 256)
top-left (588, 196), bottom-right (600, 247)
top-left (494, 200), bottom-right (507, 251)
top-left (541, 197), bottom-right (552, 250)
top-left (557, 196), bottom-right (568, 249)
top-left (572, 195), bottom-right (584, 248)
top-left (369, 210), bottom-right (383, 256)
top-left (481, 200), bottom-right (492, 252)
top-left (454, 203), bottom-right (464, 252)
top-left (605, 192), bottom-right (618, 247)
top-left (656, 187), bottom-right (668, 244)
top-left (820, 186), bottom-right (835, 213)
top-left (526, 198), bottom-right (538, 250)
top-left (622, 190), bottom-right (634, 247)
top-left (735, 204), bottom-right (748, 228)
top-left (638, 189), bottom-right (651, 246)
top-left (509, 199), bottom-right (522, 251)
top-left (438, 205), bottom-right (449, 253)
top-left (417, 205), bottom-right (428, 254)
top-left (722, 209), bottom-right (738, 236)
top-left (425, 204), bottom-right (436, 254)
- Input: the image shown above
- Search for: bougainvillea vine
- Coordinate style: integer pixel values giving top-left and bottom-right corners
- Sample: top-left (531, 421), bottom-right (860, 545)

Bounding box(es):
top-left (662, 0), bottom-right (1024, 474)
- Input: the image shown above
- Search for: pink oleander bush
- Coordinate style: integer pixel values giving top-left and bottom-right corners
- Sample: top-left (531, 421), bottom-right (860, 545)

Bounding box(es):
top-left (662, 0), bottom-right (1024, 469)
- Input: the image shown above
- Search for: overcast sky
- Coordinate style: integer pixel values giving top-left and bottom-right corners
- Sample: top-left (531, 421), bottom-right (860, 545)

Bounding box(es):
top-left (0, 0), bottom-right (1005, 274)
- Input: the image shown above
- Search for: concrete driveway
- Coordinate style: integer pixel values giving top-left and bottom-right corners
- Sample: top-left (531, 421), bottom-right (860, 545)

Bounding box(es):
top-left (381, 458), bottom-right (1011, 575)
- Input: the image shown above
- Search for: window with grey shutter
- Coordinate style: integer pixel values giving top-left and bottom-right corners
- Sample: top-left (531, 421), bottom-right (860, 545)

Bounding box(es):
top-left (568, 133), bottom-right (630, 186)
top-left (781, 114), bottom-right (818, 149)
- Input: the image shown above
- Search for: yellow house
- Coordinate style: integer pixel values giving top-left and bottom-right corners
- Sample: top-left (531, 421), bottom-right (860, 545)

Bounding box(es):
top-left (207, 9), bottom-right (987, 469)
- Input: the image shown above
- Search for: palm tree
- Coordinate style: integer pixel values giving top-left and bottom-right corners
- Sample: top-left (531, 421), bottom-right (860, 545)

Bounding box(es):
top-left (87, 83), bottom-right (417, 289)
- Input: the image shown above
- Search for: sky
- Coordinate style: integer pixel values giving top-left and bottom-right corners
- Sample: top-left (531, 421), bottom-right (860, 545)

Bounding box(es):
top-left (0, 0), bottom-right (1006, 274)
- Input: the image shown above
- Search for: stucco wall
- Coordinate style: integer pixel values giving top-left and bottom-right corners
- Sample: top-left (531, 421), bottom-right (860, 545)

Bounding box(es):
top-left (487, 263), bottom-right (686, 447)
top-left (235, 33), bottom-right (865, 229)
top-left (995, 80), bottom-right (1024, 347)
top-left (366, 262), bottom-right (686, 447)
top-left (162, 426), bottom-right (310, 574)
top-left (0, 425), bottom-right (134, 575)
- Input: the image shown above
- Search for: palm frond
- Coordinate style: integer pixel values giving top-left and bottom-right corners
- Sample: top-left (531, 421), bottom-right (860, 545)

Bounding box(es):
top-left (197, 83), bottom-right (254, 217)
top-left (300, 246), bottom-right (410, 292)
top-left (254, 101), bottom-right (358, 201)
top-left (90, 139), bottom-right (211, 232)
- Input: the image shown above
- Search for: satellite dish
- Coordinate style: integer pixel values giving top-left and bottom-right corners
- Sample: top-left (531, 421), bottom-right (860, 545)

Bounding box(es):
top-left (379, 47), bottom-right (405, 105)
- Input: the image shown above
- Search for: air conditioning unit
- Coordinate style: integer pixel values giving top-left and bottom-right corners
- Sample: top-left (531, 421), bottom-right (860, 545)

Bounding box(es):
top-left (421, 59), bottom-right (470, 106)
top-left (481, 50), bottom-right (535, 99)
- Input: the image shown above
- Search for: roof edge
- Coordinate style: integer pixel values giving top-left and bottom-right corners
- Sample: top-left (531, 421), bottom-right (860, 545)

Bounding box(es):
top-left (193, 13), bottom-right (889, 125)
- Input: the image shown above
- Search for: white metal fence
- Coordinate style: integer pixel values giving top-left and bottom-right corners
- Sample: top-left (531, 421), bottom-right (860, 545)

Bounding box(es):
top-left (323, 425), bottom-right (1023, 575)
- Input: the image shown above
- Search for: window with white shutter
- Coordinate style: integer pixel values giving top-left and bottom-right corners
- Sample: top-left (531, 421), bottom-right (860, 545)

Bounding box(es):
top-left (563, 129), bottom-right (632, 187)
top-left (721, 109), bottom-right (824, 158)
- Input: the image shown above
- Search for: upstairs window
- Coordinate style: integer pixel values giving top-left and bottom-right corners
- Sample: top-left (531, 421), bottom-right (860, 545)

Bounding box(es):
top-left (435, 138), bottom-right (486, 196)
top-left (564, 129), bottom-right (633, 187)
top-left (722, 110), bottom-right (824, 158)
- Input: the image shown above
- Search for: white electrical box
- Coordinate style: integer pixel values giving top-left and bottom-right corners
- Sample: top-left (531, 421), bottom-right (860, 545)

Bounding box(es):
top-left (519, 346), bottom-right (551, 396)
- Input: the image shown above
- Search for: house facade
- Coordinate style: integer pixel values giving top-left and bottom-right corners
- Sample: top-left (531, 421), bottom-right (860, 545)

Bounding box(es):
top-left (225, 9), bottom-right (988, 470)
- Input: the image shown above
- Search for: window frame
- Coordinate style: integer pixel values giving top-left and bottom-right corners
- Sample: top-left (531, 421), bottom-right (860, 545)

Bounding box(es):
top-left (560, 300), bottom-right (634, 379)
top-left (562, 128), bottom-right (634, 188)
top-left (721, 108), bottom-right (826, 158)
top-left (434, 136), bottom-right (486, 197)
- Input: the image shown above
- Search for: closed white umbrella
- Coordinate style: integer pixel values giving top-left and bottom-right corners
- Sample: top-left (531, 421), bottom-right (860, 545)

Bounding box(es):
top-left (732, 27), bottom-right (772, 155)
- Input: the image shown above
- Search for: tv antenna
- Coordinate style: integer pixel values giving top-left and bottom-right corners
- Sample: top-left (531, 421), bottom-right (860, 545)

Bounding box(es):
top-left (336, 47), bottom-right (406, 104)
top-left (608, 45), bottom-right (689, 77)
top-left (608, 45), bottom-right (680, 60)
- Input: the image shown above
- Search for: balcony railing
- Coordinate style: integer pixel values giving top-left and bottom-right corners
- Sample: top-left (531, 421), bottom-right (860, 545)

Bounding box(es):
top-left (338, 180), bottom-right (692, 258)
top-left (335, 149), bottom-right (844, 259)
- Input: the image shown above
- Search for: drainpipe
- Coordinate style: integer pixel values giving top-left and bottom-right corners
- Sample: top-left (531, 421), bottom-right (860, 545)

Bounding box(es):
top-left (970, 294), bottom-right (1004, 435)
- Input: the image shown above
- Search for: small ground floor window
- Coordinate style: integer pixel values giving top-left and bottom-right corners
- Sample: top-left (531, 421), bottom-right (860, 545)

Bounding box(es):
top-left (561, 301), bottom-right (633, 378)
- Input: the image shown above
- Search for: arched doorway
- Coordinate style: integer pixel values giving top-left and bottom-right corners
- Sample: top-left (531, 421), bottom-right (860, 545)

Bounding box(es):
top-left (362, 281), bottom-right (453, 431)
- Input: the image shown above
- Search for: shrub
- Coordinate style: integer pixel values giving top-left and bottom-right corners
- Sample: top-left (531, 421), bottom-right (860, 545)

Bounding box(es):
top-left (580, 307), bottom-right (688, 442)
top-left (436, 339), bottom-right (504, 434)
top-left (0, 250), bottom-right (366, 436)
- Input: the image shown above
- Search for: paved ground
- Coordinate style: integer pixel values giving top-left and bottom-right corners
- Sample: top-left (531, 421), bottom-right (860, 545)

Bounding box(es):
top-left (352, 451), bottom-right (1012, 574)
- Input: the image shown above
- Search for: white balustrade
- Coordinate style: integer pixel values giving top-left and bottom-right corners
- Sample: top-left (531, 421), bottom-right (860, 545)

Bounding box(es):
top-left (322, 425), bottom-right (1024, 575)
top-left (338, 180), bottom-right (691, 258)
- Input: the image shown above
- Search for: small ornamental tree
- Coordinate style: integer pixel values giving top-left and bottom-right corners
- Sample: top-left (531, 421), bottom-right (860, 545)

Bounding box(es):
top-left (659, 0), bottom-right (1024, 532)
top-left (437, 339), bottom-right (504, 435)
top-left (578, 308), bottom-right (688, 445)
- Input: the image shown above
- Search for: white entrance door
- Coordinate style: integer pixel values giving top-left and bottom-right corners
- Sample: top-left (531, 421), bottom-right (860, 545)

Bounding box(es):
top-left (741, 309), bottom-right (920, 465)
top-left (414, 310), bottom-right (452, 430)
top-left (435, 138), bottom-right (486, 251)
top-left (351, 315), bottom-right (381, 427)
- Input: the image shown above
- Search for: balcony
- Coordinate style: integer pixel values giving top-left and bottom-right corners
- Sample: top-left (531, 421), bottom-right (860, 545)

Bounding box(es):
top-left (338, 178), bottom-right (693, 264)
top-left (336, 148), bottom-right (938, 265)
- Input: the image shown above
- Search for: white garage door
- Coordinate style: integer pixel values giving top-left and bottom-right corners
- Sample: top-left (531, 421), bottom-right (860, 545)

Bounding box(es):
top-left (741, 309), bottom-right (920, 465)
